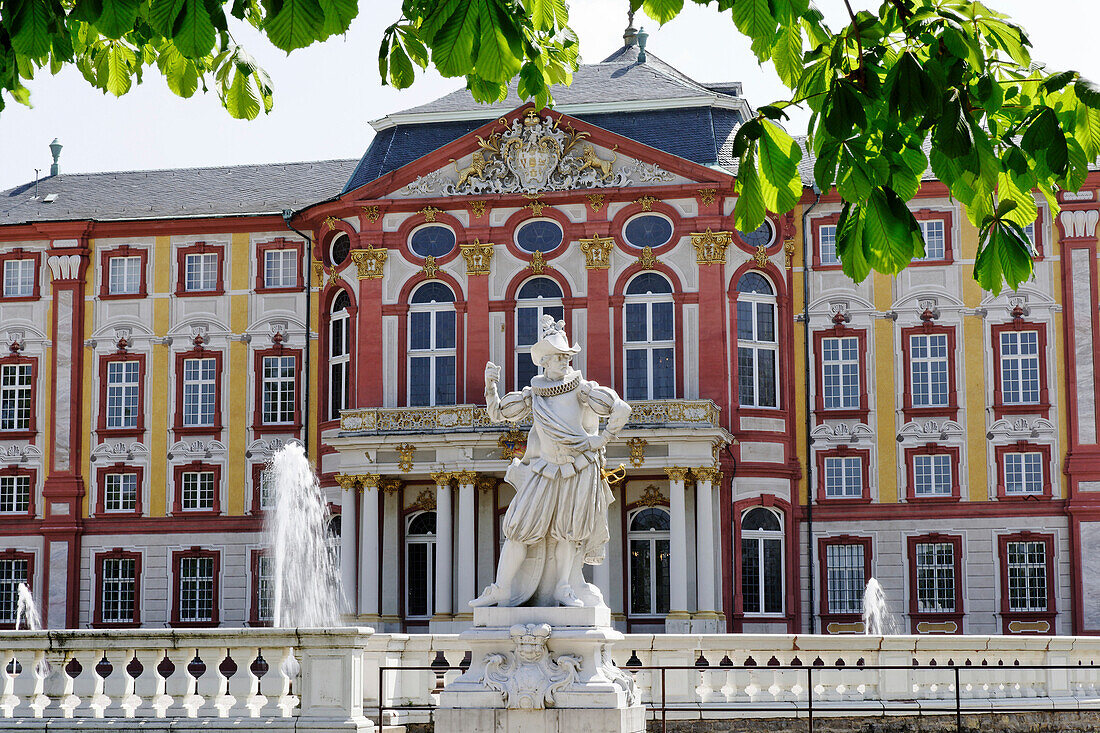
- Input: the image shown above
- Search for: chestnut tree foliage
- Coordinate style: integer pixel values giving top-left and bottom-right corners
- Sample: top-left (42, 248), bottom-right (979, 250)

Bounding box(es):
top-left (3, 0), bottom-right (1098, 289)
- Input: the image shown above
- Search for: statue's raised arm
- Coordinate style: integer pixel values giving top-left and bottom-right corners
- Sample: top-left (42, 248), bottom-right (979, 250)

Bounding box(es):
top-left (484, 361), bottom-right (531, 423)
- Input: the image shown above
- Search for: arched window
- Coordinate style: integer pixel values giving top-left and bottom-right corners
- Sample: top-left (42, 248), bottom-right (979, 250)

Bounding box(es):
top-left (628, 506), bottom-right (671, 616)
top-left (408, 283), bottom-right (456, 406)
top-left (328, 291), bottom-right (351, 420)
top-left (624, 273), bottom-right (675, 400)
top-left (329, 233), bottom-right (351, 268)
top-left (515, 278), bottom-right (564, 386)
top-left (740, 507), bottom-right (783, 615)
top-left (326, 515), bottom-right (341, 567)
top-left (736, 272), bottom-right (778, 408)
top-left (405, 510), bottom-right (436, 619)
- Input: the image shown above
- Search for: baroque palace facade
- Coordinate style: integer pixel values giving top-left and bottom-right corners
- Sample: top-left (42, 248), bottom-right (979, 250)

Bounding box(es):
top-left (1, 38), bottom-right (1099, 636)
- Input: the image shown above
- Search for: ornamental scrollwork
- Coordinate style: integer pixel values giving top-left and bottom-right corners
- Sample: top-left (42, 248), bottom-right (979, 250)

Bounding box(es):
top-left (627, 437), bottom-right (647, 467)
top-left (460, 239), bottom-right (494, 275)
top-left (527, 250), bottom-right (551, 274)
top-left (691, 229), bottom-right (732, 265)
top-left (579, 235), bottom-right (614, 269)
top-left (481, 624), bottom-right (581, 710)
top-left (361, 205), bottom-right (380, 223)
top-left (664, 466), bottom-right (690, 482)
top-left (394, 443), bottom-right (416, 473)
top-left (350, 247), bottom-right (387, 279)
top-left (635, 246), bottom-right (659, 270)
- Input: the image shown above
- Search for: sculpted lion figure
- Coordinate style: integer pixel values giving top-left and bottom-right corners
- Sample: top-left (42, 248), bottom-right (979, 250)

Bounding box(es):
top-left (576, 144), bottom-right (617, 180)
top-left (451, 151), bottom-right (489, 188)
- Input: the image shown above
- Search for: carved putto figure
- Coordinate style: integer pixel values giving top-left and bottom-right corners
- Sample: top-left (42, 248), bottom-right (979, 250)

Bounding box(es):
top-left (472, 316), bottom-right (631, 608)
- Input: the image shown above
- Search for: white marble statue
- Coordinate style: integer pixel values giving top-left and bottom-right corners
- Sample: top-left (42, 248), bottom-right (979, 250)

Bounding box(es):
top-left (471, 316), bottom-right (631, 608)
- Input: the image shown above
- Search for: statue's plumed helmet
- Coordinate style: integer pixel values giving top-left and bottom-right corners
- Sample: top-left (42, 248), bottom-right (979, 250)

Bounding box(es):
top-left (530, 315), bottom-right (581, 366)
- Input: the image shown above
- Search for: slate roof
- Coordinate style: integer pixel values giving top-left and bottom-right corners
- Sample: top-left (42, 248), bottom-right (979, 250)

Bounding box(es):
top-left (0, 159), bottom-right (358, 226)
top-left (343, 45), bottom-right (750, 193)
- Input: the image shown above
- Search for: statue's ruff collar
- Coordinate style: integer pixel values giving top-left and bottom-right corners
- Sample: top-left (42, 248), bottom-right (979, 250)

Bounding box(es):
top-left (530, 373), bottom-right (580, 397)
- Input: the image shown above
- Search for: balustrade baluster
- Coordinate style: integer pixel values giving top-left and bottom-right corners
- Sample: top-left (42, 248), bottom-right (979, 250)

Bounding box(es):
top-left (29, 650), bottom-right (49, 717)
top-left (57, 655), bottom-right (80, 718)
top-left (275, 647), bottom-right (299, 717)
top-left (160, 647), bottom-right (192, 716)
top-left (131, 648), bottom-right (162, 717)
top-left (189, 649), bottom-right (217, 716)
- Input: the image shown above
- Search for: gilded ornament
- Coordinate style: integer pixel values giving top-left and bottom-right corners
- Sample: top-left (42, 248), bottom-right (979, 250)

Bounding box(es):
top-left (690, 229), bottom-right (733, 265)
top-left (476, 475), bottom-right (499, 493)
top-left (526, 200), bottom-right (548, 216)
top-left (640, 484), bottom-right (666, 507)
top-left (627, 437), bottom-right (648, 467)
top-left (633, 195), bottom-right (659, 211)
top-left (350, 247), bottom-right (387, 279)
top-left (411, 487), bottom-right (437, 511)
top-left (358, 473), bottom-right (381, 491)
top-left (697, 188), bottom-right (718, 206)
top-left (578, 235), bottom-right (614, 270)
top-left (419, 205), bottom-right (443, 222)
top-left (784, 240), bottom-right (796, 269)
top-left (527, 250), bottom-right (552, 275)
top-left (498, 429), bottom-right (528, 459)
top-left (470, 200), bottom-right (488, 219)
top-left (421, 255), bottom-right (440, 279)
top-left (394, 443), bottom-right (416, 473)
top-left (694, 466), bottom-right (721, 484)
top-left (334, 473), bottom-right (358, 491)
top-left (323, 215), bottom-right (340, 231)
top-left (575, 144), bottom-right (617, 180)
top-left (602, 464), bottom-right (627, 486)
top-left (664, 466), bottom-right (690, 482)
top-left (380, 477), bottom-right (403, 494)
top-left (430, 471), bottom-right (453, 487)
top-left (311, 261), bottom-right (324, 286)
top-left (361, 205), bottom-right (381, 223)
top-left (635, 246), bottom-right (659, 270)
top-left (752, 244), bottom-right (769, 269)
top-left (454, 470), bottom-right (478, 486)
top-left (460, 239), bottom-right (494, 275)
top-left (585, 193), bottom-right (605, 212)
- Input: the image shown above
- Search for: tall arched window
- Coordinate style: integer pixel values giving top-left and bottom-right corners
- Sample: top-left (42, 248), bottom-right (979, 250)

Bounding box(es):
top-left (740, 507), bottom-right (784, 615)
top-left (624, 273), bottom-right (675, 401)
top-left (329, 291), bottom-right (351, 420)
top-left (736, 272), bottom-right (778, 408)
top-left (408, 283), bottom-right (456, 406)
top-left (405, 510), bottom-right (436, 619)
top-left (628, 506), bottom-right (671, 616)
top-left (515, 278), bottom-right (564, 387)
top-left (326, 515), bottom-right (341, 567)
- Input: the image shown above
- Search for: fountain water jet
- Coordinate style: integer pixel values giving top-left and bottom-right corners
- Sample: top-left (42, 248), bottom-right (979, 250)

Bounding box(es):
top-left (15, 583), bottom-right (40, 631)
top-left (862, 577), bottom-right (898, 635)
top-left (264, 443), bottom-right (343, 628)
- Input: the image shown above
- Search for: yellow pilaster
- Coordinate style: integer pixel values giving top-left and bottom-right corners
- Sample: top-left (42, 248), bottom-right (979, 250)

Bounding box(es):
top-left (958, 213), bottom-right (988, 502)
top-left (149, 235), bottom-right (172, 517)
top-left (870, 272), bottom-right (897, 503)
top-left (227, 232), bottom-right (251, 516)
top-left (789, 209), bottom-right (809, 503)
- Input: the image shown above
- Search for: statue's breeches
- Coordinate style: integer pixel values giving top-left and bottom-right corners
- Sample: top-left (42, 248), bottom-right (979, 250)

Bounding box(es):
top-left (502, 461), bottom-right (611, 556)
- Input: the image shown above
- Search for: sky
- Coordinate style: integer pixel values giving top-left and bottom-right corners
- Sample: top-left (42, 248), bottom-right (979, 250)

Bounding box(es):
top-left (1, 0), bottom-right (1098, 192)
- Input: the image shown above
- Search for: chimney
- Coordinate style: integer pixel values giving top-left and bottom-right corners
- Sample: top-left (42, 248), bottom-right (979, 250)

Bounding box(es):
top-left (49, 138), bottom-right (62, 176)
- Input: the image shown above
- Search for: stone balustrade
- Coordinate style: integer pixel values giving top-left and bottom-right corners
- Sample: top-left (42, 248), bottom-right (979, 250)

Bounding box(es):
top-left (3, 629), bottom-right (1100, 730)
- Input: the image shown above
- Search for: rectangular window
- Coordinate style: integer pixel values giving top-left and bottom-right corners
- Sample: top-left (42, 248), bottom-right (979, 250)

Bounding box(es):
top-left (104, 473), bottom-right (137, 512)
top-left (910, 333), bottom-right (949, 407)
top-left (0, 475), bottom-right (30, 514)
top-left (181, 471), bottom-right (216, 511)
top-left (264, 250), bottom-right (297, 289)
top-left (100, 557), bottom-right (137, 623)
top-left (915, 542), bottom-right (955, 613)
top-left (261, 355), bottom-right (296, 424)
top-left (1000, 331), bottom-right (1040, 405)
top-left (826, 543), bottom-right (865, 614)
top-left (105, 361), bottom-right (140, 429)
top-left (184, 253), bottom-right (218, 292)
top-left (916, 220), bottom-right (946, 261)
top-left (1006, 540), bottom-right (1047, 612)
top-left (0, 363), bottom-right (32, 431)
top-left (821, 336), bottom-right (860, 410)
top-left (0, 559), bottom-right (29, 624)
top-left (2, 259), bottom-right (34, 298)
top-left (823, 456), bottom-right (863, 498)
top-left (1004, 452), bottom-right (1043, 494)
top-left (108, 256), bottom-right (142, 295)
top-left (256, 555), bottom-right (273, 623)
top-left (178, 556), bottom-right (215, 622)
top-left (819, 224), bottom-right (838, 265)
top-left (258, 469), bottom-right (274, 510)
top-left (913, 454), bottom-right (952, 496)
top-left (182, 358), bottom-right (216, 427)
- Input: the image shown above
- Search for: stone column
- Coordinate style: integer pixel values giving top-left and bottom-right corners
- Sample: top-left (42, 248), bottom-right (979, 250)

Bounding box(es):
top-left (454, 471), bottom-right (477, 618)
top-left (693, 467), bottom-right (720, 632)
top-left (665, 467), bottom-right (691, 631)
top-left (335, 474), bottom-right (359, 614)
top-left (358, 474), bottom-right (381, 620)
top-left (432, 472), bottom-right (454, 620)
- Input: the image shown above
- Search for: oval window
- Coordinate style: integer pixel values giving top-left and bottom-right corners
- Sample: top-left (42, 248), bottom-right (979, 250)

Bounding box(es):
top-left (329, 233), bottom-right (350, 267)
top-left (409, 225), bottom-right (456, 258)
top-left (737, 220), bottom-right (774, 249)
top-left (624, 214), bottom-right (673, 249)
top-left (515, 219), bottom-right (564, 253)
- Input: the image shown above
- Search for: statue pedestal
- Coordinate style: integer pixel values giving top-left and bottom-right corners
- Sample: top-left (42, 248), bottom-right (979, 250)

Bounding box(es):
top-left (436, 607), bottom-right (645, 732)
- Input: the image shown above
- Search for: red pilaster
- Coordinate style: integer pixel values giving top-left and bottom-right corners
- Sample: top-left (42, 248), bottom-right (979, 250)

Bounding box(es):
top-left (465, 274), bottom-right (490, 403)
top-left (357, 277), bottom-right (384, 406)
top-left (696, 260), bottom-right (730, 423)
top-left (586, 267), bottom-right (612, 385)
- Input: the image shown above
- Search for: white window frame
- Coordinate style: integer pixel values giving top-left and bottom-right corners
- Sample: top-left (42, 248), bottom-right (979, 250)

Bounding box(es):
top-left (913, 453), bottom-right (953, 496)
top-left (737, 276), bottom-right (779, 408)
top-left (0, 475), bottom-right (30, 514)
top-left (999, 330), bottom-right (1041, 405)
top-left (2, 259), bottom-right (35, 298)
top-left (408, 293), bottom-right (456, 407)
top-left (741, 508), bottom-right (785, 616)
top-left (108, 255), bottom-right (142, 295)
top-left (329, 296), bottom-right (351, 421)
top-left (914, 541), bottom-right (956, 613)
top-left (261, 355), bottom-right (296, 425)
top-left (184, 252), bottom-right (219, 292)
top-left (0, 363), bottom-right (32, 432)
top-left (914, 219), bottom-right (947, 261)
top-left (819, 223), bottom-right (838, 265)
top-left (104, 472), bottom-right (137, 512)
top-left (0, 559), bottom-right (29, 624)
top-left (264, 249), bottom-right (298, 289)
top-left (100, 557), bottom-right (137, 624)
top-left (178, 556), bottom-right (215, 623)
top-left (181, 357), bottom-right (216, 428)
top-left (1004, 452), bottom-right (1044, 495)
top-left (1006, 540), bottom-right (1047, 612)
top-left (105, 360), bottom-right (140, 430)
top-left (181, 470), bottom-right (216, 511)
top-left (821, 336), bottom-right (860, 410)
top-left (910, 332), bottom-right (949, 408)
top-left (627, 507), bottom-right (671, 618)
top-left (256, 554), bottom-right (273, 623)
top-left (825, 543), bottom-right (865, 615)
top-left (823, 455), bottom-right (863, 498)
top-left (623, 279), bottom-right (676, 401)
top-left (405, 511), bottom-right (436, 620)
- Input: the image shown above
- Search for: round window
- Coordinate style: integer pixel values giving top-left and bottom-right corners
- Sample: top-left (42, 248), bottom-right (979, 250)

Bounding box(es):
top-left (329, 233), bottom-right (350, 267)
top-left (624, 214), bottom-right (673, 249)
top-left (409, 225), bottom-right (456, 258)
top-left (515, 219), bottom-right (564, 253)
top-left (737, 219), bottom-right (774, 249)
